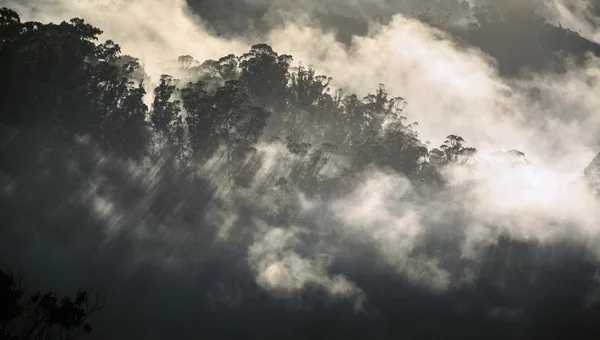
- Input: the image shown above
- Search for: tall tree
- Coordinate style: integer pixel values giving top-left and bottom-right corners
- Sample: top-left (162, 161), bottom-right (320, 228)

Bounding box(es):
top-left (151, 75), bottom-right (181, 135)
top-left (430, 134), bottom-right (477, 167)
top-left (0, 10), bottom-right (150, 158)
top-left (287, 65), bottom-right (332, 140)
top-left (217, 54), bottom-right (239, 82)
top-left (0, 270), bottom-right (103, 340)
top-left (209, 80), bottom-right (271, 177)
top-left (181, 80), bottom-right (215, 160)
top-left (239, 44), bottom-right (292, 114)
top-left (150, 74), bottom-right (190, 168)
top-left (183, 79), bottom-right (270, 176)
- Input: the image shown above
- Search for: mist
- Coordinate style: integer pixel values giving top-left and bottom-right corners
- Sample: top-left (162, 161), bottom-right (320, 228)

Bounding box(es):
top-left (2, 0), bottom-right (600, 339)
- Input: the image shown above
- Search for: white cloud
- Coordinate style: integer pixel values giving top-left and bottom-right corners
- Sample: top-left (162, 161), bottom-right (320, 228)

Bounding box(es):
top-left (248, 226), bottom-right (365, 307)
top-left (331, 171), bottom-right (451, 291)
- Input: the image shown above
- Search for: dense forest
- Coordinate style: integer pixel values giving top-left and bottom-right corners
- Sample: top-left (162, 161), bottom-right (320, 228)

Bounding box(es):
top-left (2, 2), bottom-right (600, 339)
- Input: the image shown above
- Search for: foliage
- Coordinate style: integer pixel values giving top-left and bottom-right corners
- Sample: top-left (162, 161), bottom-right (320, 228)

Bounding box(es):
top-left (430, 134), bottom-right (477, 167)
top-left (0, 5), bottom-right (484, 192)
top-left (0, 8), bottom-right (149, 159)
top-left (0, 270), bottom-right (103, 340)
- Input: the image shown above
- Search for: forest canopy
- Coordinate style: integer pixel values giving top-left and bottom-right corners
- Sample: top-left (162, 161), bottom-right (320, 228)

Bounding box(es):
top-left (0, 6), bottom-right (471, 189)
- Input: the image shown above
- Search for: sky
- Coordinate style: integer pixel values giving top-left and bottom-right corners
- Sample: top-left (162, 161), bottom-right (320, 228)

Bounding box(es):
top-left (3, 0), bottom-right (600, 339)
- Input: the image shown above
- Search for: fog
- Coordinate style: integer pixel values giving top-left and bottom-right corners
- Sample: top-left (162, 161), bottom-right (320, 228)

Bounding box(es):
top-left (2, 0), bottom-right (600, 339)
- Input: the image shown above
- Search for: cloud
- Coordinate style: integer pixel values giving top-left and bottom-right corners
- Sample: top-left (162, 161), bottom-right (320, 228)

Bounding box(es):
top-left (542, 0), bottom-right (600, 42)
top-left (331, 170), bottom-right (451, 291)
top-left (248, 224), bottom-right (365, 308)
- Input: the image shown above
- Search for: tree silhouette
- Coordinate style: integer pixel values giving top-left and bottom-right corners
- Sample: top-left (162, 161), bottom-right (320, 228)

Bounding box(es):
top-left (239, 44), bottom-right (292, 114)
top-left (0, 270), bottom-right (103, 340)
top-left (430, 134), bottom-right (477, 167)
top-left (0, 8), bottom-right (149, 159)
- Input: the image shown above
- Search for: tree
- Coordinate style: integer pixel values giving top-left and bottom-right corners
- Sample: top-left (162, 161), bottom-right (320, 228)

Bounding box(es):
top-left (0, 270), bottom-right (103, 340)
top-left (150, 74), bottom-right (190, 169)
top-left (209, 80), bottom-right (271, 177)
top-left (183, 79), bottom-right (270, 176)
top-left (170, 115), bottom-right (191, 169)
top-left (430, 134), bottom-right (477, 167)
top-left (191, 59), bottom-right (224, 89)
top-left (0, 14), bottom-right (101, 127)
top-left (95, 77), bottom-right (149, 158)
top-left (313, 89), bottom-right (345, 145)
top-left (177, 55), bottom-right (194, 69)
top-left (0, 7), bottom-right (19, 27)
top-left (286, 65), bottom-right (332, 140)
top-left (217, 54), bottom-right (239, 81)
top-left (0, 11), bottom-right (150, 158)
top-left (362, 84), bottom-right (406, 132)
top-left (353, 122), bottom-right (429, 178)
top-left (0, 7), bottom-right (20, 47)
top-left (289, 65), bottom-right (331, 114)
top-left (340, 94), bottom-right (367, 146)
top-left (181, 80), bottom-right (216, 160)
top-left (151, 75), bottom-right (181, 135)
top-left (239, 44), bottom-right (292, 114)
